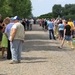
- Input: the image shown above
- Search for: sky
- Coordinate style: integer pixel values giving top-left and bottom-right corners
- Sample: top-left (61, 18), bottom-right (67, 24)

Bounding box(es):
top-left (31, 0), bottom-right (75, 17)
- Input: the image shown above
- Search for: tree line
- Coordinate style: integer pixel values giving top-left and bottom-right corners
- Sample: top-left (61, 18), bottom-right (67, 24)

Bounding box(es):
top-left (38, 4), bottom-right (75, 20)
top-left (0, 0), bottom-right (32, 19)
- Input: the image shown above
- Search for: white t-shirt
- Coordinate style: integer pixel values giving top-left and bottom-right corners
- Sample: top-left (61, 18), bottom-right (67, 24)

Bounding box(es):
top-left (9, 25), bottom-right (17, 40)
top-left (12, 25), bottom-right (17, 29)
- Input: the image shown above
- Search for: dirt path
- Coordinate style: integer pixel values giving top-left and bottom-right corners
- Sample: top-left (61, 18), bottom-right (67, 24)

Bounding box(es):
top-left (0, 24), bottom-right (75, 75)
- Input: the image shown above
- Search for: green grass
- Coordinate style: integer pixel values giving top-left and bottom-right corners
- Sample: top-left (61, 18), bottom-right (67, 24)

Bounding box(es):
top-left (73, 38), bottom-right (75, 47)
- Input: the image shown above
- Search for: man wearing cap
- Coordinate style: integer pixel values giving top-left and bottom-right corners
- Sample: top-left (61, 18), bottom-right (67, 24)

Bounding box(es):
top-left (10, 16), bottom-right (25, 64)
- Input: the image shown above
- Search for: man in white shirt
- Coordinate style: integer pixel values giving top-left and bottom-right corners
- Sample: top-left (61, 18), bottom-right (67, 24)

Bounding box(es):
top-left (10, 16), bottom-right (25, 64)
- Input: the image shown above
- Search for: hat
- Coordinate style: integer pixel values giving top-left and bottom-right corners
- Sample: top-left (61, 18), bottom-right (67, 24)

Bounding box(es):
top-left (12, 16), bottom-right (20, 20)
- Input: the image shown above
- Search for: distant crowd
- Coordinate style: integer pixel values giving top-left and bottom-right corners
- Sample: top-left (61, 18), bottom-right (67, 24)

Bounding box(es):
top-left (37, 18), bottom-right (75, 49)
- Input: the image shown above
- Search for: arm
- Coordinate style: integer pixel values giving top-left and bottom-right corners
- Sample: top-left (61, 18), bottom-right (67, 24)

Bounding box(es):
top-left (64, 29), bottom-right (66, 37)
top-left (10, 28), bottom-right (16, 42)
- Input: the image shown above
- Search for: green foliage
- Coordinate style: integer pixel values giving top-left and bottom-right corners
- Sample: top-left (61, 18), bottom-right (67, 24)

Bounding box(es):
top-left (38, 4), bottom-right (75, 20)
top-left (37, 13), bottom-right (53, 19)
top-left (52, 4), bottom-right (63, 18)
top-left (0, 0), bottom-right (32, 18)
top-left (65, 14), bottom-right (75, 20)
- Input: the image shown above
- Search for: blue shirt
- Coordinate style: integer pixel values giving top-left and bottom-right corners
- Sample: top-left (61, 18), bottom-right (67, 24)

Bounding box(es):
top-left (48, 21), bottom-right (54, 30)
top-left (5, 22), bottom-right (14, 40)
top-left (58, 24), bottom-right (64, 31)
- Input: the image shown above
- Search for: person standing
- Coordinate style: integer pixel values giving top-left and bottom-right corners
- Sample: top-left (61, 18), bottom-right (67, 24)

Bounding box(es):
top-left (0, 14), bottom-right (3, 26)
top-left (29, 19), bottom-right (34, 30)
top-left (22, 19), bottom-right (26, 31)
top-left (58, 20), bottom-right (64, 40)
top-left (68, 18), bottom-right (74, 38)
top-left (26, 19), bottom-right (30, 31)
top-left (10, 16), bottom-right (25, 64)
top-left (0, 14), bottom-right (3, 49)
top-left (0, 26), bottom-right (3, 50)
top-left (5, 17), bottom-right (14, 59)
top-left (48, 19), bottom-right (56, 40)
top-left (1, 17), bottom-right (10, 58)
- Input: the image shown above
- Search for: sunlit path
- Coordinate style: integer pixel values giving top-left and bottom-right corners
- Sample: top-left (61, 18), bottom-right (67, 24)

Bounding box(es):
top-left (0, 24), bottom-right (75, 75)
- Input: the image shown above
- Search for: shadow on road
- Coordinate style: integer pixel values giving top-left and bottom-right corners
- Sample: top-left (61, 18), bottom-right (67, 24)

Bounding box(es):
top-left (23, 34), bottom-right (71, 52)
top-left (22, 57), bottom-right (47, 60)
top-left (23, 61), bottom-right (48, 63)
top-left (21, 57), bottom-right (48, 63)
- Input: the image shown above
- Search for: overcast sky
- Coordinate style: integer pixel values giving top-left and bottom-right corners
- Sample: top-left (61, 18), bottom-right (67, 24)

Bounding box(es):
top-left (31, 0), bottom-right (75, 17)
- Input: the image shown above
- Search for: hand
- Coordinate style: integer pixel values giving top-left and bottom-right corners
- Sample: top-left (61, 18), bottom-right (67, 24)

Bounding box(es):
top-left (10, 39), bottom-right (13, 42)
top-left (64, 35), bottom-right (65, 38)
top-left (22, 40), bottom-right (24, 43)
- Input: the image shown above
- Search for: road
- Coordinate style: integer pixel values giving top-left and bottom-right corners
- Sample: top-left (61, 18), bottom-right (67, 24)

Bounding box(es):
top-left (0, 24), bottom-right (75, 75)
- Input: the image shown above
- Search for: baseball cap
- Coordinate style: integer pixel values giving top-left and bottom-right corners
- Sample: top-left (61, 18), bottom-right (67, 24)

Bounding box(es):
top-left (12, 16), bottom-right (20, 20)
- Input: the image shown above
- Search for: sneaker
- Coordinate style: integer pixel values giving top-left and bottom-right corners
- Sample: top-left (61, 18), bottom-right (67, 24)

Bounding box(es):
top-left (10, 60), bottom-right (19, 64)
top-left (18, 60), bottom-right (21, 63)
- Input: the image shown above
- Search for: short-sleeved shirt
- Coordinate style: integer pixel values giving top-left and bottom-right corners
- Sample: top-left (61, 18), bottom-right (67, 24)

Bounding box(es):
top-left (48, 21), bottom-right (54, 30)
top-left (65, 25), bottom-right (71, 36)
top-left (12, 25), bottom-right (17, 29)
top-left (68, 22), bottom-right (74, 30)
top-left (10, 22), bottom-right (25, 41)
top-left (5, 23), bottom-right (14, 40)
top-left (58, 24), bottom-right (64, 31)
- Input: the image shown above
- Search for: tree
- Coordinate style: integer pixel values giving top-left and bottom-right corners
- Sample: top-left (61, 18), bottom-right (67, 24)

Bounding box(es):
top-left (0, 0), bottom-right (13, 18)
top-left (0, 0), bottom-right (5, 7)
top-left (0, 0), bottom-right (32, 18)
top-left (37, 4), bottom-right (75, 20)
top-left (9, 0), bottom-right (32, 18)
top-left (37, 12), bottom-right (53, 19)
top-left (52, 4), bottom-right (63, 18)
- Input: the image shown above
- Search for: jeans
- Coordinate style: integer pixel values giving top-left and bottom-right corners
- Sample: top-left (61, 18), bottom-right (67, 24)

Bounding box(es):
top-left (10, 39), bottom-right (22, 61)
top-left (30, 24), bottom-right (32, 30)
top-left (49, 29), bottom-right (55, 39)
top-left (63, 35), bottom-right (72, 41)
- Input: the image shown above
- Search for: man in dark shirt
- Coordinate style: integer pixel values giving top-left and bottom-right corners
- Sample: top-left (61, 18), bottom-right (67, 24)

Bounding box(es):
top-left (0, 14), bottom-right (3, 50)
top-left (0, 26), bottom-right (3, 50)
top-left (22, 19), bottom-right (26, 31)
top-left (0, 14), bottom-right (3, 26)
top-left (58, 21), bottom-right (74, 49)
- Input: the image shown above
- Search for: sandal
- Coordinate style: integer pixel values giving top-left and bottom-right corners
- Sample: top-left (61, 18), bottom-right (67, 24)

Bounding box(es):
top-left (58, 46), bottom-right (62, 49)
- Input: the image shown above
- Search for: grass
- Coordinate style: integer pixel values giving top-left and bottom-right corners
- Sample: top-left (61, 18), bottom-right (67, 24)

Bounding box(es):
top-left (73, 38), bottom-right (75, 47)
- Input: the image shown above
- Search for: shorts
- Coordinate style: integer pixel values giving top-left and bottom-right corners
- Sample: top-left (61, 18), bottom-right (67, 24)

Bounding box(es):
top-left (59, 30), bottom-right (64, 38)
top-left (63, 35), bottom-right (72, 41)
